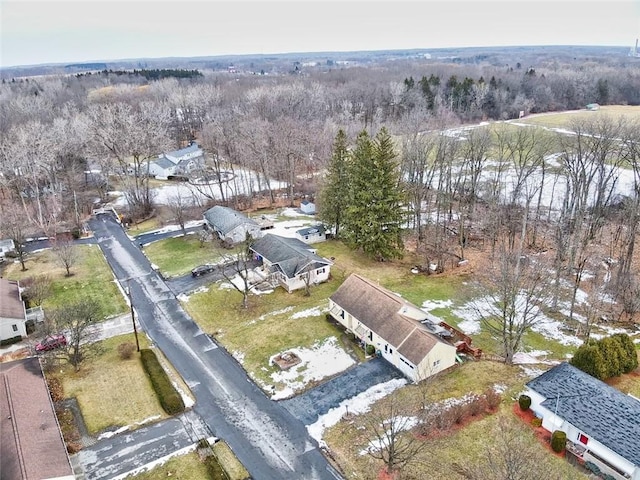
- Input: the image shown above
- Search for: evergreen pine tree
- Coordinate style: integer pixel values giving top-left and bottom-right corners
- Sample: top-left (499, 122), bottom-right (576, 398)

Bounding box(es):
top-left (318, 130), bottom-right (350, 238)
top-left (343, 128), bottom-right (406, 261)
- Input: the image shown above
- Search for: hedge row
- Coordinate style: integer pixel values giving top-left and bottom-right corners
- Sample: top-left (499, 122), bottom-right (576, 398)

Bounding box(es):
top-left (139, 348), bottom-right (185, 415)
top-left (570, 333), bottom-right (638, 380)
top-left (0, 335), bottom-right (23, 347)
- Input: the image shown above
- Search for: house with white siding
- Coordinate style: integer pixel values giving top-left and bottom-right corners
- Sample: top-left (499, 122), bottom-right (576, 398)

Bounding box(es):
top-left (203, 205), bottom-right (263, 245)
top-left (526, 362), bottom-right (640, 480)
top-left (148, 142), bottom-right (204, 179)
top-left (295, 225), bottom-right (326, 244)
top-left (0, 278), bottom-right (27, 342)
top-left (250, 234), bottom-right (332, 293)
top-left (328, 274), bottom-right (457, 383)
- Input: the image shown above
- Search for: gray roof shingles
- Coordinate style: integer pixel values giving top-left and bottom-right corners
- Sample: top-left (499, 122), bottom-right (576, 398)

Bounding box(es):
top-left (203, 206), bottom-right (258, 236)
top-left (527, 362), bottom-right (640, 467)
top-left (250, 234), bottom-right (331, 279)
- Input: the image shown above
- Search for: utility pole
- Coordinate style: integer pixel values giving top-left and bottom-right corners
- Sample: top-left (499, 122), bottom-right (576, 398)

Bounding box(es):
top-left (127, 278), bottom-right (140, 352)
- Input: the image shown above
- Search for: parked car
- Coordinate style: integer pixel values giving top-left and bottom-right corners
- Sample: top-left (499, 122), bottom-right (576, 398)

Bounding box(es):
top-left (35, 334), bottom-right (67, 353)
top-left (191, 264), bottom-right (216, 277)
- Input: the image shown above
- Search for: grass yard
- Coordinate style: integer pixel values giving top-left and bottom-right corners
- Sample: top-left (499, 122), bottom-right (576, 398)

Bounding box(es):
top-left (516, 105), bottom-right (640, 129)
top-left (183, 280), bottom-right (346, 388)
top-left (54, 333), bottom-right (168, 435)
top-left (143, 236), bottom-right (236, 277)
top-left (3, 244), bottom-right (127, 318)
top-left (323, 361), bottom-right (584, 479)
top-left (129, 452), bottom-right (212, 480)
top-left (212, 441), bottom-right (250, 480)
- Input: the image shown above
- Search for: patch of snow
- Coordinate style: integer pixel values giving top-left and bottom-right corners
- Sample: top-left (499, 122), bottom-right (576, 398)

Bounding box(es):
top-left (421, 299), bottom-right (453, 311)
top-left (493, 384), bottom-right (508, 393)
top-left (232, 351), bottom-right (245, 364)
top-left (269, 337), bottom-right (356, 400)
top-left (111, 443), bottom-right (198, 480)
top-left (359, 416), bottom-right (419, 455)
top-left (136, 415), bottom-right (162, 425)
top-left (173, 381), bottom-right (195, 409)
top-left (97, 425), bottom-right (129, 440)
top-left (258, 306), bottom-right (295, 321)
top-left (530, 314), bottom-right (582, 346)
top-left (291, 306), bottom-right (325, 319)
top-left (177, 286), bottom-right (209, 302)
top-left (280, 207), bottom-right (315, 218)
top-left (519, 365), bottom-right (548, 378)
top-left (306, 378), bottom-right (407, 447)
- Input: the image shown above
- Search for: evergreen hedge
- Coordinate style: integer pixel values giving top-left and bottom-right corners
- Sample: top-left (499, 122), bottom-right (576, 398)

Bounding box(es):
top-left (139, 348), bottom-right (185, 415)
top-left (518, 394), bottom-right (531, 411)
top-left (570, 333), bottom-right (638, 380)
top-left (551, 430), bottom-right (566, 453)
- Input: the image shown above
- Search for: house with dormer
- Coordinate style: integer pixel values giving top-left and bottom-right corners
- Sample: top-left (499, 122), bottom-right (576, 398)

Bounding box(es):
top-left (328, 274), bottom-right (457, 382)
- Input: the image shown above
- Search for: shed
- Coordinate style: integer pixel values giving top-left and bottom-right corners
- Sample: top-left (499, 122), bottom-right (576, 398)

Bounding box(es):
top-left (300, 200), bottom-right (316, 215)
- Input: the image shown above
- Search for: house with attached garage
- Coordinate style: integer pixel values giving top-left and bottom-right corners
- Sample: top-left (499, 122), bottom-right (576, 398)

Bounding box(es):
top-left (328, 274), bottom-right (458, 383)
top-left (249, 234), bottom-right (332, 293)
top-left (203, 205), bottom-right (263, 245)
top-left (295, 225), bottom-right (326, 244)
top-left (526, 362), bottom-right (640, 480)
top-left (148, 142), bottom-right (204, 179)
top-left (0, 278), bottom-right (28, 342)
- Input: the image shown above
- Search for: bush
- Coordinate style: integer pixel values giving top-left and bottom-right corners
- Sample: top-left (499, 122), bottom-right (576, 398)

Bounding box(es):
top-left (365, 344), bottom-right (375, 356)
top-left (571, 334), bottom-right (638, 380)
top-left (139, 348), bottom-right (185, 415)
top-left (531, 417), bottom-right (542, 428)
top-left (0, 335), bottom-right (23, 347)
top-left (468, 394), bottom-right (487, 416)
top-left (117, 342), bottom-right (136, 360)
top-left (518, 394), bottom-right (531, 411)
top-left (551, 430), bottom-right (566, 453)
top-left (484, 388), bottom-right (502, 410)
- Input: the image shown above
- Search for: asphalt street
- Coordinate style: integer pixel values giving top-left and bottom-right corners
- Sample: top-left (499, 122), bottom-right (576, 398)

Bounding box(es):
top-left (81, 211), bottom-right (341, 480)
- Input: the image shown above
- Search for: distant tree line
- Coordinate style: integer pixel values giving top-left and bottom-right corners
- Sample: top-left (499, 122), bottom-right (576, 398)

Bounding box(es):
top-left (74, 68), bottom-right (203, 80)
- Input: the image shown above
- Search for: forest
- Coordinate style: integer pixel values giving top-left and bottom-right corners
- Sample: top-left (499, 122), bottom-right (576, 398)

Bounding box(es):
top-left (2, 47), bottom-right (640, 339)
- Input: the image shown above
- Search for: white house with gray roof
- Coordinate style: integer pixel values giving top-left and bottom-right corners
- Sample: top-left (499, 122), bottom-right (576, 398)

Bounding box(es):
top-left (249, 234), bottom-right (332, 292)
top-left (148, 142), bottom-right (204, 179)
top-left (0, 278), bottom-right (27, 341)
top-left (526, 362), bottom-right (640, 480)
top-left (203, 205), bottom-right (263, 245)
top-left (295, 225), bottom-right (326, 244)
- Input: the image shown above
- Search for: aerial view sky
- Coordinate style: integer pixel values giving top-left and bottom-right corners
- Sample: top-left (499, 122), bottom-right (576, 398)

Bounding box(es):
top-left (1, 0), bottom-right (640, 67)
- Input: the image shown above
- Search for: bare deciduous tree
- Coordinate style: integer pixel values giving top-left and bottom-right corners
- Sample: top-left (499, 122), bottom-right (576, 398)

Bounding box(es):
top-left (52, 235), bottom-right (76, 276)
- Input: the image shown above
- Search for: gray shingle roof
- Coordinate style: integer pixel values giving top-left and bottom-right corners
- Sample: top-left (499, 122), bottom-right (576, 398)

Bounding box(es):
top-left (161, 143), bottom-right (203, 164)
top-left (527, 362), bottom-right (640, 467)
top-left (203, 206), bottom-right (258, 235)
top-left (250, 234), bottom-right (331, 279)
top-left (330, 274), bottom-right (451, 365)
top-left (297, 225), bottom-right (325, 236)
top-left (151, 156), bottom-right (175, 169)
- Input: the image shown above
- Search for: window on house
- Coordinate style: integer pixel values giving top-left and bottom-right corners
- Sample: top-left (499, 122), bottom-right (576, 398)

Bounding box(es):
top-left (12, 324), bottom-right (18, 332)
top-left (578, 433), bottom-right (588, 445)
top-left (305, 236), bottom-right (309, 240)
top-left (368, 331), bottom-right (373, 341)
top-left (433, 359), bottom-right (441, 367)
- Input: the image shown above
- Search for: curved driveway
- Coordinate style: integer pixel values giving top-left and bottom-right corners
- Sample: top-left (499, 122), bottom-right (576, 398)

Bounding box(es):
top-left (86, 212), bottom-right (341, 480)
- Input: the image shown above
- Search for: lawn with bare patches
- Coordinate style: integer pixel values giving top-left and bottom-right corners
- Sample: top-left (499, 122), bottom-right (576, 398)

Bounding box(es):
top-left (4, 244), bottom-right (127, 318)
top-left (53, 333), bottom-right (167, 435)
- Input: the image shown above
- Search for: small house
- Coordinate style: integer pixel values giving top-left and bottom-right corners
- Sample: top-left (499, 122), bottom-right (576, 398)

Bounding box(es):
top-left (300, 200), bottom-right (316, 215)
top-left (250, 234), bottom-right (332, 293)
top-left (203, 206), bottom-right (263, 245)
top-left (526, 362), bottom-right (640, 480)
top-left (0, 278), bottom-right (27, 342)
top-left (295, 225), bottom-right (326, 244)
top-left (328, 274), bottom-right (457, 383)
top-left (148, 142), bottom-right (204, 180)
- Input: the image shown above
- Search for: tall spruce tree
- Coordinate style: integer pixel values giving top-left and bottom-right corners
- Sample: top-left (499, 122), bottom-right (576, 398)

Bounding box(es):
top-left (343, 128), bottom-right (406, 260)
top-left (318, 130), bottom-right (350, 238)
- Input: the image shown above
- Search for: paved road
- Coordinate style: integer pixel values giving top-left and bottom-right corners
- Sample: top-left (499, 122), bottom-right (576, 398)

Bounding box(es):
top-left (166, 258), bottom-right (261, 296)
top-left (71, 411), bottom-right (211, 480)
top-left (81, 211), bottom-right (340, 480)
top-left (281, 358), bottom-right (403, 425)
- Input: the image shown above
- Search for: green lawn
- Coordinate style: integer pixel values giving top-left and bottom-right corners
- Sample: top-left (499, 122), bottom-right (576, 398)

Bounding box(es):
top-left (143, 236), bottom-right (237, 278)
top-left (128, 452), bottom-right (212, 480)
top-left (4, 244), bottom-right (127, 318)
top-left (516, 105), bottom-right (640, 129)
top-left (54, 333), bottom-right (167, 435)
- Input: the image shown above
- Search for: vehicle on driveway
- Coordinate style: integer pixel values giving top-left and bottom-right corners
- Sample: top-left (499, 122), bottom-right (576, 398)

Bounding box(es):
top-left (191, 264), bottom-right (216, 277)
top-left (35, 334), bottom-right (67, 353)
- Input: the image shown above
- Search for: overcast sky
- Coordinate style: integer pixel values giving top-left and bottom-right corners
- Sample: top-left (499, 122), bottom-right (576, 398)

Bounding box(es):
top-left (1, 0), bottom-right (640, 67)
